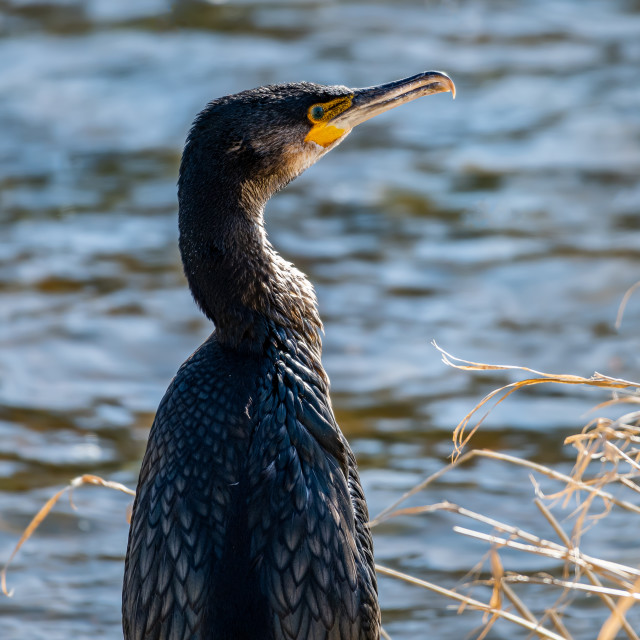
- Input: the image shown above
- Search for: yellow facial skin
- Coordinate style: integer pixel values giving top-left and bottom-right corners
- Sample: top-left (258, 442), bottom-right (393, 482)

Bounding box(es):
top-left (304, 96), bottom-right (353, 148)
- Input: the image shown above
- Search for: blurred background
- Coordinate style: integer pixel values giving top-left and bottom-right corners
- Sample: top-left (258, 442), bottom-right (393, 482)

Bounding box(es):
top-left (1, 0), bottom-right (639, 638)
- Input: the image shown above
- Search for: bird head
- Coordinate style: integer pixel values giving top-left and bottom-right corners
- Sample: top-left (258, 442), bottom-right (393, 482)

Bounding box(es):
top-left (180, 71), bottom-right (455, 210)
top-left (177, 72), bottom-right (455, 342)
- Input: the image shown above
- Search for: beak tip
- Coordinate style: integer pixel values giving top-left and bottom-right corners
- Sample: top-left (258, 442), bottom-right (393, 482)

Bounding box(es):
top-left (440, 73), bottom-right (456, 100)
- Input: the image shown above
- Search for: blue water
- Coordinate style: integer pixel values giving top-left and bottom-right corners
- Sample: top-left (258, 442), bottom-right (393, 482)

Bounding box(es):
top-left (1, 0), bottom-right (640, 637)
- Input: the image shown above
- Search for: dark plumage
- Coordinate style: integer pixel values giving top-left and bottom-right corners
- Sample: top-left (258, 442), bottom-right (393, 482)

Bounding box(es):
top-left (122, 72), bottom-right (455, 640)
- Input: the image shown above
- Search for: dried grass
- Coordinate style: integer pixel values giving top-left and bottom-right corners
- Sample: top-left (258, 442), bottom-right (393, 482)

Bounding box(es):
top-left (0, 475), bottom-right (134, 597)
top-left (371, 345), bottom-right (640, 640)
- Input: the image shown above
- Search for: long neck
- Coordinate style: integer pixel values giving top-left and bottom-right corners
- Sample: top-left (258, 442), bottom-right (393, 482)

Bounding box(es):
top-left (178, 163), bottom-right (323, 355)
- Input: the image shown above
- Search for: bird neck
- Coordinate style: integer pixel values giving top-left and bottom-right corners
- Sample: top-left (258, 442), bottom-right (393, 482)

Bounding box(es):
top-left (178, 177), bottom-right (323, 356)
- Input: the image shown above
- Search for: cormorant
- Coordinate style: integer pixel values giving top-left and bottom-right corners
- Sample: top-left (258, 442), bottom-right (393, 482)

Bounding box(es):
top-left (122, 71), bottom-right (455, 640)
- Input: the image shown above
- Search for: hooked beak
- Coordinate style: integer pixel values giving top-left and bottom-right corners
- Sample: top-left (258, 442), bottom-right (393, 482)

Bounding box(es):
top-left (334, 71), bottom-right (455, 131)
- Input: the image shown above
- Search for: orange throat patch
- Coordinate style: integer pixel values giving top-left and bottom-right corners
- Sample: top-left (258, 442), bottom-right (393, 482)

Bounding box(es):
top-left (305, 124), bottom-right (347, 148)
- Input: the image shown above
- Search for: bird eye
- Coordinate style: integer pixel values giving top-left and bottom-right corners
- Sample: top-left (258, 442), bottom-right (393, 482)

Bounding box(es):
top-left (309, 105), bottom-right (325, 121)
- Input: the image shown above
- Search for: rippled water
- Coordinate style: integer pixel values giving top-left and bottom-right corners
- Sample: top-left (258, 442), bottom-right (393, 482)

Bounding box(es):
top-left (1, 0), bottom-right (640, 638)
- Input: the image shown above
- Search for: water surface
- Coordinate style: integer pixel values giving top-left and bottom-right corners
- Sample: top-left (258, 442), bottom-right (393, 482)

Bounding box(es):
top-left (1, 0), bottom-right (640, 638)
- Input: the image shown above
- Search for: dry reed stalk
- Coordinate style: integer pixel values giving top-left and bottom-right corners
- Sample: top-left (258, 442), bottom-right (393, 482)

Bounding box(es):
top-left (0, 475), bottom-right (134, 597)
top-left (431, 341), bottom-right (640, 457)
top-left (372, 347), bottom-right (640, 639)
top-left (616, 280), bottom-right (640, 330)
top-left (374, 564), bottom-right (568, 640)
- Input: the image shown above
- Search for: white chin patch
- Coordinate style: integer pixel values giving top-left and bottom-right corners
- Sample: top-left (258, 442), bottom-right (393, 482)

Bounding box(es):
top-left (284, 130), bottom-right (352, 180)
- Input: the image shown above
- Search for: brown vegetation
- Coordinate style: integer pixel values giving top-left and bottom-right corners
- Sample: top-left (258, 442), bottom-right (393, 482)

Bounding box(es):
top-left (371, 344), bottom-right (640, 640)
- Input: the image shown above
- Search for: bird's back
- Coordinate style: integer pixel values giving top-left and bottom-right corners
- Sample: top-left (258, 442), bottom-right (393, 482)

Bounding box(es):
top-left (122, 331), bottom-right (379, 640)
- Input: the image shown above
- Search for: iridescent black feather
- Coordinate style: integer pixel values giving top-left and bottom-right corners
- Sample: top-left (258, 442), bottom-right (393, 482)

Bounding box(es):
top-left (123, 82), bottom-right (380, 640)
